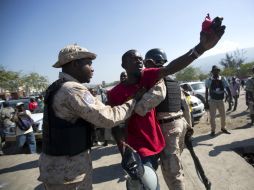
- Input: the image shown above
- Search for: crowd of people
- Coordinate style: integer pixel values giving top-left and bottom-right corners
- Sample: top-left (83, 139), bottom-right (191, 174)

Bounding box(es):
top-left (36, 14), bottom-right (228, 190)
top-left (0, 96), bottom-right (44, 155)
top-left (1, 14), bottom-right (253, 190)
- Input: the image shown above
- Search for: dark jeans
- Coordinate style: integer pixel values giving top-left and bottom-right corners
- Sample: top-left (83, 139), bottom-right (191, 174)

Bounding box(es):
top-left (233, 95), bottom-right (238, 110)
top-left (16, 132), bottom-right (37, 154)
top-left (141, 153), bottom-right (160, 171)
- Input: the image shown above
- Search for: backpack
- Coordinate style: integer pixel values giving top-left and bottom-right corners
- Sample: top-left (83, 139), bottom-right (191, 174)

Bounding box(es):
top-left (16, 113), bottom-right (34, 131)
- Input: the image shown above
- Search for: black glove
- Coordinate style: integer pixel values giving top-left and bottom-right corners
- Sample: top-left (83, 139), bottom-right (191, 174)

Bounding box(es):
top-left (184, 132), bottom-right (193, 150)
top-left (186, 127), bottom-right (194, 137)
top-left (121, 144), bottom-right (144, 180)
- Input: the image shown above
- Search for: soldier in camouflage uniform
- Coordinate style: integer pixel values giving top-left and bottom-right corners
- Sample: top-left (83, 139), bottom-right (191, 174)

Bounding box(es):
top-left (245, 67), bottom-right (254, 125)
top-left (0, 102), bottom-right (16, 155)
top-left (38, 44), bottom-right (144, 190)
top-left (134, 48), bottom-right (193, 190)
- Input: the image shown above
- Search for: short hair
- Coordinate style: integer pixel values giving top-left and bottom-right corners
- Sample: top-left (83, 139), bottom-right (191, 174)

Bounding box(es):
top-left (121, 49), bottom-right (138, 69)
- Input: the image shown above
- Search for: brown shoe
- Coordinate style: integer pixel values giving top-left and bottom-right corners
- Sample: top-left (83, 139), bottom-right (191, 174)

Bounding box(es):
top-left (221, 129), bottom-right (231, 134)
top-left (210, 131), bottom-right (215, 137)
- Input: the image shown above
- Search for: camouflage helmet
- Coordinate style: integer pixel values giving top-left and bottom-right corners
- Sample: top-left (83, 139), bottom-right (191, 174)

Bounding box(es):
top-left (145, 48), bottom-right (167, 66)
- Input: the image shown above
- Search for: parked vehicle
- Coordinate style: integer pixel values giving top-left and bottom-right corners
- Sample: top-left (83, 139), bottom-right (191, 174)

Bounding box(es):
top-left (5, 98), bottom-right (43, 133)
top-left (0, 100), bottom-right (5, 110)
top-left (6, 99), bottom-right (30, 110)
top-left (181, 82), bottom-right (206, 104)
top-left (190, 95), bottom-right (205, 119)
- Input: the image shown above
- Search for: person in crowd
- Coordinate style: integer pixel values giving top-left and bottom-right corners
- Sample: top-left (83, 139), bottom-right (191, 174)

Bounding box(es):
top-left (245, 67), bottom-right (254, 125)
top-left (38, 44), bottom-right (145, 190)
top-left (89, 88), bottom-right (97, 97)
top-left (36, 95), bottom-right (44, 111)
top-left (205, 65), bottom-right (231, 137)
top-left (108, 16), bottom-right (225, 189)
top-left (89, 87), bottom-right (108, 146)
top-left (0, 102), bottom-right (16, 155)
top-left (229, 76), bottom-right (240, 111)
top-left (241, 79), bottom-right (245, 89)
top-left (28, 98), bottom-right (38, 113)
top-left (13, 102), bottom-right (37, 154)
top-left (133, 48), bottom-right (193, 190)
top-left (120, 71), bottom-right (127, 83)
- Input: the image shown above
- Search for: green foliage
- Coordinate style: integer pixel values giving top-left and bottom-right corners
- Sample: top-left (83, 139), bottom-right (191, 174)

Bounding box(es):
top-left (220, 49), bottom-right (246, 69)
top-left (198, 73), bottom-right (209, 81)
top-left (175, 66), bottom-right (208, 81)
top-left (221, 67), bottom-right (235, 77)
top-left (238, 62), bottom-right (254, 77)
top-left (219, 50), bottom-right (254, 78)
top-left (0, 65), bottom-right (49, 94)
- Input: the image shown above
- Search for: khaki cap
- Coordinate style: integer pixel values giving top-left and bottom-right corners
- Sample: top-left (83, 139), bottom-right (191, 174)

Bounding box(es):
top-left (53, 44), bottom-right (97, 68)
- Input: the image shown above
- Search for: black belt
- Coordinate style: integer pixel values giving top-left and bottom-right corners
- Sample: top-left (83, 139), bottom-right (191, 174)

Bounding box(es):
top-left (158, 115), bottom-right (182, 124)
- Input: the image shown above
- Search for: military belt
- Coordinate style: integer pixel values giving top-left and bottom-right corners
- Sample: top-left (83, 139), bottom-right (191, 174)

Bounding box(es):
top-left (158, 115), bottom-right (182, 124)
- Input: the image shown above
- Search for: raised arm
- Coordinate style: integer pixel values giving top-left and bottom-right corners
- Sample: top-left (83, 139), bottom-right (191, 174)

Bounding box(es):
top-left (158, 16), bottom-right (225, 79)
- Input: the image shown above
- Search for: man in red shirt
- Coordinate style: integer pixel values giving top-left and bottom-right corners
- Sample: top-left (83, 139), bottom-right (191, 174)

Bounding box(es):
top-left (28, 98), bottom-right (38, 113)
top-left (107, 16), bottom-right (225, 189)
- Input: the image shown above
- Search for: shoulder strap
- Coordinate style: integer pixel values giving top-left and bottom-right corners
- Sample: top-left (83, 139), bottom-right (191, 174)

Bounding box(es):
top-left (44, 78), bottom-right (68, 105)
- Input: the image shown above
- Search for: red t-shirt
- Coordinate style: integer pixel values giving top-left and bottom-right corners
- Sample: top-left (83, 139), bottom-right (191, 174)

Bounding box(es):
top-left (29, 102), bottom-right (38, 112)
top-left (107, 68), bottom-right (165, 157)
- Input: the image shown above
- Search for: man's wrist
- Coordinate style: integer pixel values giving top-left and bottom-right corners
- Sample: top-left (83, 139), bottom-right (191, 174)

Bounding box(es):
top-left (189, 44), bottom-right (205, 59)
top-left (195, 43), bottom-right (206, 54)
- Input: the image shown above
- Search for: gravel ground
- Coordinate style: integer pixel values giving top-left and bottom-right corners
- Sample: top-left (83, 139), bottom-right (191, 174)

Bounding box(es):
top-left (193, 89), bottom-right (250, 135)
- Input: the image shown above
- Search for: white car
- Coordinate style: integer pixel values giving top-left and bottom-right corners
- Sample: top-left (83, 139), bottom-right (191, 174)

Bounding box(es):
top-left (30, 113), bottom-right (43, 132)
top-left (190, 95), bottom-right (205, 119)
top-left (181, 82), bottom-right (206, 104)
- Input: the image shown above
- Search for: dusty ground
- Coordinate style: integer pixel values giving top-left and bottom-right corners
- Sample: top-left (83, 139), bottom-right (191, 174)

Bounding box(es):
top-left (0, 88), bottom-right (252, 190)
top-left (193, 88), bottom-right (250, 135)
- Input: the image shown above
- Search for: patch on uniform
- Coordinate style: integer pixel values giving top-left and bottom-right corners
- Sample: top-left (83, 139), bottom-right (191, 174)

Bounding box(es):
top-left (83, 92), bottom-right (95, 105)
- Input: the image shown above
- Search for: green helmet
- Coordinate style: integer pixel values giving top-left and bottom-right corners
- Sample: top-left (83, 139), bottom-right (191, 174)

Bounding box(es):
top-left (145, 48), bottom-right (167, 66)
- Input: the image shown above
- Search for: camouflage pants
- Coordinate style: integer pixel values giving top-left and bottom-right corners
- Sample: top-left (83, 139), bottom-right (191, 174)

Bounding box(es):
top-left (249, 102), bottom-right (254, 123)
top-left (249, 102), bottom-right (254, 114)
top-left (160, 117), bottom-right (187, 190)
top-left (43, 172), bottom-right (92, 190)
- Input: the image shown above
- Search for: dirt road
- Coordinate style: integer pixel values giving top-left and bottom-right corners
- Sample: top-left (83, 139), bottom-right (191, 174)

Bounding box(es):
top-left (193, 89), bottom-right (249, 135)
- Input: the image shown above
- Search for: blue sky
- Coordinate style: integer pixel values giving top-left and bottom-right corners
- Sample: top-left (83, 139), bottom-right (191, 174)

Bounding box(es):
top-left (1, 0), bottom-right (254, 84)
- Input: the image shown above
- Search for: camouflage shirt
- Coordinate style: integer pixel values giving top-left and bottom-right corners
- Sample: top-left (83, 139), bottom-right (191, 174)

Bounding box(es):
top-left (246, 77), bottom-right (254, 93)
top-left (38, 72), bottom-right (136, 184)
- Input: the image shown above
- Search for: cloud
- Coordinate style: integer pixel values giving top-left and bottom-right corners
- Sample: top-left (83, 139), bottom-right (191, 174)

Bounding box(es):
top-left (203, 40), bottom-right (241, 57)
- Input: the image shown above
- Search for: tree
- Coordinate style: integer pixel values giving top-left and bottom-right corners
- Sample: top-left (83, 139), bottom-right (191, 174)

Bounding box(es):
top-left (220, 49), bottom-right (246, 69)
top-left (0, 65), bottom-right (22, 92)
top-left (0, 65), bottom-right (49, 95)
top-left (238, 62), bottom-right (254, 78)
top-left (175, 66), bottom-right (200, 81)
top-left (198, 73), bottom-right (209, 81)
top-left (22, 72), bottom-right (49, 95)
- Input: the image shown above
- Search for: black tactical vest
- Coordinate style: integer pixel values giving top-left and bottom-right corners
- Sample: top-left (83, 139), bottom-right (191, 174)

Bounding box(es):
top-left (42, 78), bottom-right (93, 156)
top-left (210, 79), bottom-right (224, 100)
top-left (156, 77), bottom-right (182, 113)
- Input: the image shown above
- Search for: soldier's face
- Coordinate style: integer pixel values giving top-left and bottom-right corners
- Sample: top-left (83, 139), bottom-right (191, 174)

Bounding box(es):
top-left (76, 58), bottom-right (94, 83)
